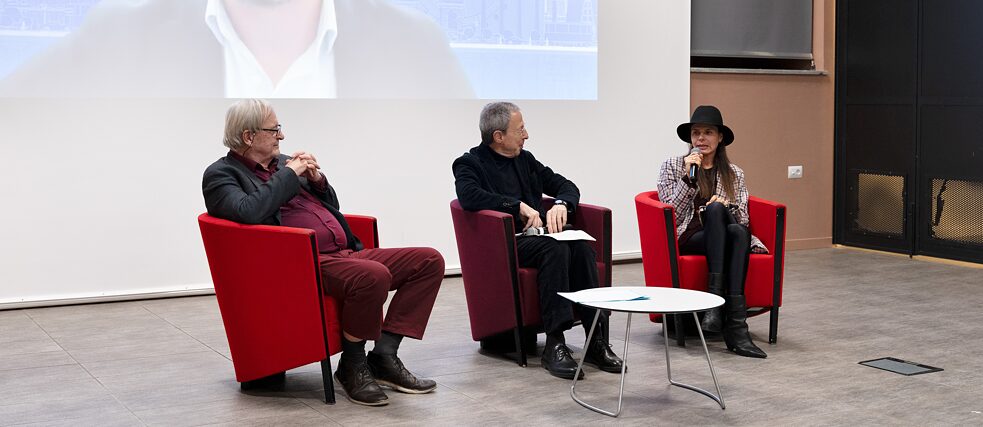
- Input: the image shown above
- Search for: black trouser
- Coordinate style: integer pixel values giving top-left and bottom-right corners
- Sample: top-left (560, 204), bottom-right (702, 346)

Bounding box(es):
top-left (515, 237), bottom-right (605, 335)
top-left (680, 202), bottom-right (751, 295)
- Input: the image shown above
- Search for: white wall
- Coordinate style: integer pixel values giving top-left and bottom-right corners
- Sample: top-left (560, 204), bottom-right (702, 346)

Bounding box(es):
top-left (0, 0), bottom-right (689, 307)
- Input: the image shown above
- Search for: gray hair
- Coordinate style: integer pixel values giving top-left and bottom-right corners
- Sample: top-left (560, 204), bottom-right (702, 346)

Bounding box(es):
top-left (223, 99), bottom-right (274, 152)
top-left (479, 102), bottom-right (521, 145)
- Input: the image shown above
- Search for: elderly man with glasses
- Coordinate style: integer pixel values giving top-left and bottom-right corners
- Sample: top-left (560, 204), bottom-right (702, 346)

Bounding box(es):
top-left (203, 99), bottom-right (444, 406)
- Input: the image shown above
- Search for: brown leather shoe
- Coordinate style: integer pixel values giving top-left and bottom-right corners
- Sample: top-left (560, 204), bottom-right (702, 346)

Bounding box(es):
top-left (334, 358), bottom-right (389, 406)
top-left (367, 352), bottom-right (437, 394)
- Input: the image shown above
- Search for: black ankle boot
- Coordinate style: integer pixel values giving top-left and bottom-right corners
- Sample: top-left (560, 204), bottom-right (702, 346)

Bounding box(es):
top-left (701, 273), bottom-right (724, 333)
top-left (722, 295), bottom-right (767, 359)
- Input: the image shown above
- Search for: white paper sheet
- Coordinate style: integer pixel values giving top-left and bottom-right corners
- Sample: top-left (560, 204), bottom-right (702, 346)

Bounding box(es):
top-left (559, 289), bottom-right (650, 303)
top-left (528, 229), bottom-right (596, 242)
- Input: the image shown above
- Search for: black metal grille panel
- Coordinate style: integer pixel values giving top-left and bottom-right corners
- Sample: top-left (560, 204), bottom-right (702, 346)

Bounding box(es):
top-left (852, 172), bottom-right (906, 237)
top-left (929, 178), bottom-right (983, 246)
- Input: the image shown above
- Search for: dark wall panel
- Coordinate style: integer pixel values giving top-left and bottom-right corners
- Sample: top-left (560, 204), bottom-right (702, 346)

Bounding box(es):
top-left (920, 0), bottom-right (983, 99)
top-left (844, 105), bottom-right (916, 173)
top-left (843, 0), bottom-right (917, 100)
top-left (919, 105), bottom-right (983, 179)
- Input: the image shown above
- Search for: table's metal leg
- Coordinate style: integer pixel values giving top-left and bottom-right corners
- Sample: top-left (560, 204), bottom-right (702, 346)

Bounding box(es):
top-left (662, 312), bottom-right (726, 409)
top-left (571, 311), bottom-right (631, 417)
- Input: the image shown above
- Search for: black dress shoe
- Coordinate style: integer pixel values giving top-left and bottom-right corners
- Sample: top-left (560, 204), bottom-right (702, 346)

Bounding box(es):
top-left (541, 343), bottom-right (584, 380)
top-left (583, 337), bottom-right (625, 373)
top-left (367, 352), bottom-right (437, 394)
top-left (335, 358), bottom-right (389, 406)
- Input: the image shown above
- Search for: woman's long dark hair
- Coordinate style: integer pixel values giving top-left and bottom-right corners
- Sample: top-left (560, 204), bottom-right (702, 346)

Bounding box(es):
top-left (692, 143), bottom-right (737, 201)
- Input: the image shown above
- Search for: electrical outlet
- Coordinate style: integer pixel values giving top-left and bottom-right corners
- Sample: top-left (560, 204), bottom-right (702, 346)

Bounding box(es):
top-left (788, 165), bottom-right (803, 179)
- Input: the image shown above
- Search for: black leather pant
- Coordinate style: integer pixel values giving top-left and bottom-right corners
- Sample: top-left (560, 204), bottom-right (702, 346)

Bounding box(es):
top-left (680, 202), bottom-right (751, 295)
top-left (516, 237), bottom-right (605, 335)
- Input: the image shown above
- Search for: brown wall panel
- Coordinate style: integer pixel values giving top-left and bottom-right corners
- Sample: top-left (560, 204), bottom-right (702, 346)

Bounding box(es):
top-left (691, 0), bottom-right (835, 251)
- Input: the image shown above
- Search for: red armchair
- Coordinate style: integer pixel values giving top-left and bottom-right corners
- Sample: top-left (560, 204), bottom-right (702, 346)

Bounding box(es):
top-left (635, 191), bottom-right (786, 345)
top-left (450, 199), bottom-right (612, 366)
top-left (197, 213), bottom-right (378, 404)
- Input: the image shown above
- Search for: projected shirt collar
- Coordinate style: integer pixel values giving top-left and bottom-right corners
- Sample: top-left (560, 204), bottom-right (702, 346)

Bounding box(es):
top-left (205, 0), bottom-right (338, 98)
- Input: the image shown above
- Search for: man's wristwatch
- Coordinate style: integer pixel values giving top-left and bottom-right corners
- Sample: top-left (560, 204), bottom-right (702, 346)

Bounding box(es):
top-left (554, 199), bottom-right (571, 212)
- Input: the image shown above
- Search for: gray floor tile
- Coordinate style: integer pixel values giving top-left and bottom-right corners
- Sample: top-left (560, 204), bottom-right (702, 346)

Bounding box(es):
top-left (0, 337), bottom-right (63, 357)
top-left (65, 333), bottom-right (212, 364)
top-left (1, 248), bottom-right (981, 425)
top-left (131, 395), bottom-right (321, 427)
top-left (201, 412), bottom-right (337, 427)
top-left (0, 362), bottom-right (89, 381)
top-left (0, 394), bottom-right (133, 426)
top-left (0, 350), bottom-right (77, 372)
top-left (81, 350), bottom-right (233, 381)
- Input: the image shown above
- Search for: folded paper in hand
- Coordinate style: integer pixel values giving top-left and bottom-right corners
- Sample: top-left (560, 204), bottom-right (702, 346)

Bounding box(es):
top-left (559, 289), bottom-right (649, 303)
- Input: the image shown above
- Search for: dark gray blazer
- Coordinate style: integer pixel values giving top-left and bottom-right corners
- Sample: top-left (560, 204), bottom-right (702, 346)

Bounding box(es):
top-left (0, 0), bottom-right (473, 98)
top-left (202, 153), bottom-right (363, 251)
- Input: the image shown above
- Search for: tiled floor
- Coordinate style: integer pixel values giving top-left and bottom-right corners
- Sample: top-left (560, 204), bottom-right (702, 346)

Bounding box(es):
top-left (1, 248), bottom-right (982, 425)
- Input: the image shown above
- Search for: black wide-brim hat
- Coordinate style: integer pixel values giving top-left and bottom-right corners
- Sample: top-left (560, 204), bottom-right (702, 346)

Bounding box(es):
top-left (676, 105), bottom-right (735, 146)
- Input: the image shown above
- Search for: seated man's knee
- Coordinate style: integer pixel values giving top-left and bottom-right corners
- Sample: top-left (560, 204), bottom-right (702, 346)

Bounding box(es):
top-left (569, 240), bottom-right (596, 261)
top-left (352, 263), bottom-right (392, 296)
top-left (536, 239), bottom-right (571, 265)
top-left (420, 247), bottom-right (445, 275)
top-left (551, 240), bottom-right (571, 258)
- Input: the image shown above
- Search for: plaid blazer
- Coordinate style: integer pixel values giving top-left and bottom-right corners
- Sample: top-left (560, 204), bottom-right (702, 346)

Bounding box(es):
top-left (657, 156), bottom-right (767, 253)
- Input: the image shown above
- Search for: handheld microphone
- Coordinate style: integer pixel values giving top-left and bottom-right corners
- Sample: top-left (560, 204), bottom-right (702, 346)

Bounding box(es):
top-left (687, 147), bottom-right (701, 182)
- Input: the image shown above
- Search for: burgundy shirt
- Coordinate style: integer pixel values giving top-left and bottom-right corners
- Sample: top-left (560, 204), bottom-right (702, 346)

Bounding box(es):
top-left (229, 151), bottom-right (348, 253)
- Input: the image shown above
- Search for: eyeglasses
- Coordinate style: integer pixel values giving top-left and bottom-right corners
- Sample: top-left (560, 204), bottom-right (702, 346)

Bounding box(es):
top-left (498, 127), bottom-right (527, 135)
top-left (259, 124), bottom-right (283, 136)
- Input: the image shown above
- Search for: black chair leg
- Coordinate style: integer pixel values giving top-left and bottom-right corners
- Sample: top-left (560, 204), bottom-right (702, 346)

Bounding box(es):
top-left (769, 307), bottom-right (779, 344)
top-left (321, 358), bottom-right (336, 404)
top-left (240, 372), bottom-right (285, 391)
top-left (674, 314), bottom-right (685, 347)
top-left (513, 328), bottom-right (528, 367)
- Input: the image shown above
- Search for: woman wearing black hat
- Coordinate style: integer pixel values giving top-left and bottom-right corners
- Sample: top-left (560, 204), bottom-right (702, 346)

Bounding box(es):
top-left (656, 105), bottom-right (768, 358)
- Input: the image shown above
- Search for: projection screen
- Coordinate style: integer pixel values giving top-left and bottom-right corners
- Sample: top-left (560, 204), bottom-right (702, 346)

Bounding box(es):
top-left (0, 0), bottom-right (689, 307)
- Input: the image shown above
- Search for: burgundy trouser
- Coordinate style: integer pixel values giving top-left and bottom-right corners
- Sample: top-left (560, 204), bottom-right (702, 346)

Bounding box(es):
top-left (318, 247), bottom-right (444, 341)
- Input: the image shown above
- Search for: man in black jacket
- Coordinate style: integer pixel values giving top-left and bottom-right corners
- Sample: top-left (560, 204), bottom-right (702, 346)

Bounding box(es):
top-left (203, 99), bottom-right (444, 406)
top-left (452, 102), bottom-right (623, 380)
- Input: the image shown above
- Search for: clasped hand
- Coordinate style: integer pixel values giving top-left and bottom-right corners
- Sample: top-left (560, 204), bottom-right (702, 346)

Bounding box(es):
top-left (285, 151), bottom-right (322, 182)
top-left (706, 195), bottom-right (730, 207)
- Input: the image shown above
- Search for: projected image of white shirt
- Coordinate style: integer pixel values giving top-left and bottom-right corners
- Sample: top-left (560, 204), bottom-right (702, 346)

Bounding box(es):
top-left (205, 0), bottom-right (338, 98)
top-left (0, 0), bottom-right (474, 98)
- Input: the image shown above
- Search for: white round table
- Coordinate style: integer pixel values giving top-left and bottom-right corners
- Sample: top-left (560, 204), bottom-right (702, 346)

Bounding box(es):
top-left (562, 286), bottom-right (726, 417)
